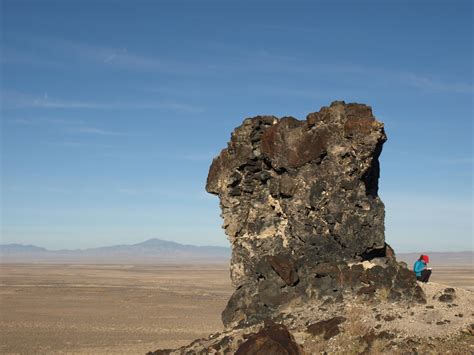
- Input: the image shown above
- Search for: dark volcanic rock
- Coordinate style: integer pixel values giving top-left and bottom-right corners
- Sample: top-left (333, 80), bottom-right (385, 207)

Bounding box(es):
top-left (439, 293), bottom-right (455, 303)
top-left (235, 321), bottom-right (304, 355)
top-left (306, 316), bottom-right (347, 340)
top-left (266, 254), bottom-right (299, 286)
top-left (146, 350), bottom-right (172, 355)
top-left (207, 101), bottom-right (424, 327)
top-left (438, 288), bottom-right (457, 303)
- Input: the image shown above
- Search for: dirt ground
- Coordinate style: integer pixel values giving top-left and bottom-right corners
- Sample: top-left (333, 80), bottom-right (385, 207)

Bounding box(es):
top-left (0, 263), bottom-right (472, 354)
top-left (428, 266), bottom-right (473, 290)
top-left (0, 263), bottom-right (232, 354)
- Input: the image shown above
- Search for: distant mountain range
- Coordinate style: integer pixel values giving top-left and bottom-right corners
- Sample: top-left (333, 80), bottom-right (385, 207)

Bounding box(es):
top-left (0, 238), bottom-right (231, 264)
top-left (1, 239), bottom-right (472, 266)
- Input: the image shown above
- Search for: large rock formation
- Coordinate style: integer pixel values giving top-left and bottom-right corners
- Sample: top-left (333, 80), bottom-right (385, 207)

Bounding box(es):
top-left (148, 102), bottom-right (474, 355)
top-left (206, 101), bottom-right (424, 328)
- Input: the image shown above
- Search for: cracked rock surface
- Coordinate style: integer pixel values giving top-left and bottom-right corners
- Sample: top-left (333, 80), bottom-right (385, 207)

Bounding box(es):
top-left (206, 101), bottom-right (424, 328)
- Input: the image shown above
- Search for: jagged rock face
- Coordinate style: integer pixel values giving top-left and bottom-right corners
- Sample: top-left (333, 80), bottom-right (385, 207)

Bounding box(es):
top-left (207, 101), bottom-right (424, 328)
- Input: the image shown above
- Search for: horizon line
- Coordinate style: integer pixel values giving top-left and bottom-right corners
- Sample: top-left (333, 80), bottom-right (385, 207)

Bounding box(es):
top-left (1, 238), bottom-right (472, 254)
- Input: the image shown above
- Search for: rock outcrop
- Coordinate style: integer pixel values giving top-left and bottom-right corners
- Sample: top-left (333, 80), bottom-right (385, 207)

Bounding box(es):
top-left (206, 101), bottom-right (424, 328)
top-left (148, 102), bottom-right (474, 355)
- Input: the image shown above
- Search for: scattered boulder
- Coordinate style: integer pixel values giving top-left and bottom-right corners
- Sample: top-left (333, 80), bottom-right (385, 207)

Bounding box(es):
top-left (439, 294), bottom-right (455, 303)
top-left (235, 321), bottom-right (304, 355)
top-left (444, 288), bottom-right (456, 294)
top-left (439, 289), bottom-right (457, 303)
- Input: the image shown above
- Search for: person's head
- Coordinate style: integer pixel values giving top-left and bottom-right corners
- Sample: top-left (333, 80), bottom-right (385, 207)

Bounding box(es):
top-left (420, 254), bottom-right (429, 263)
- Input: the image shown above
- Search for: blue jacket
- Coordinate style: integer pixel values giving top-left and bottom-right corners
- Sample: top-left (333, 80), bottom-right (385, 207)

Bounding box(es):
top-left (413, 260), bottom-right (426, 277)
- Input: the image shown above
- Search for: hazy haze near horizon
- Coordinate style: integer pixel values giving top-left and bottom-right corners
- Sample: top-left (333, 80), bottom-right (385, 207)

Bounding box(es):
top-left (0, 239), bottom-right (472, 265)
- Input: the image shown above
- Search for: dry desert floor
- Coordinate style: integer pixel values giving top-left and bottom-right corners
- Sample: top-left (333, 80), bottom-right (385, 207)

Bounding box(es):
top-left (0, 262), bottom-right (472, 354)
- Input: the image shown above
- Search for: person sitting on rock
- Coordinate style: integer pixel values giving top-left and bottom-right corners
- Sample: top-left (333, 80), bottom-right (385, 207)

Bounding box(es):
top-left (414, 254), bottom-right (431, 283)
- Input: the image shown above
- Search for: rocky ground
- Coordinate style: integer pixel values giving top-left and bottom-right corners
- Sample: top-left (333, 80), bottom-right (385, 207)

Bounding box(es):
top-left (149, 281), bottom-right (473, 354)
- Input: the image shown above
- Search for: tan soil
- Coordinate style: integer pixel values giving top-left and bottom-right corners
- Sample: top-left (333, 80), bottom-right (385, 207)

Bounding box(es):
top-left (0, 263), bottom-right (232, 354)
top-left (0, 263), bottom-right (472, 354)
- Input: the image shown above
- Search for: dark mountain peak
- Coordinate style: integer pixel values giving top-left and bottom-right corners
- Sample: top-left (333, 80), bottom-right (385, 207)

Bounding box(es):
top-left (133, 238), bottom-right (184, 248)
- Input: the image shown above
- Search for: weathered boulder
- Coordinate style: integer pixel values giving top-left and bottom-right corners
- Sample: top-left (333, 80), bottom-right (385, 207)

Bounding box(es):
top-left (207, 101), bottom-right (424, 328)
top-left (235, 321), bottom-right (304, 355)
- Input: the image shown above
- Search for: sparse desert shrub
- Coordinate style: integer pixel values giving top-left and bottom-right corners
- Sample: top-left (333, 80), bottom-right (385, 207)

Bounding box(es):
top-left (377, 287), bottom-right (390, 301)
top-left (332, 337), bottom-right (367, 355)
top-left (368, 338), bottom-right (386, 354)
top-left (345, 306), bottom-right (370, 337)
top-left (304, 336), bottom-right (366, 355)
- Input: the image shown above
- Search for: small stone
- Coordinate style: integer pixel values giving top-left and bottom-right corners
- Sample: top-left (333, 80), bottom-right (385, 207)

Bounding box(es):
top-left (357, 285), bottom-right (377, 296)
top-left (438, 294), bottom-right (454, 303)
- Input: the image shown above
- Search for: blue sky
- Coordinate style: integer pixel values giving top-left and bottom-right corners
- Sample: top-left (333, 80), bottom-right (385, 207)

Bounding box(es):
top-left (1, 0), bottom-right (472, 252)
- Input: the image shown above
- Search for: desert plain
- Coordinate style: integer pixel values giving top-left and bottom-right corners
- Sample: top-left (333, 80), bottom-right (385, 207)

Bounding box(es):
top-left (0, 259), bottom-right (472, 354)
